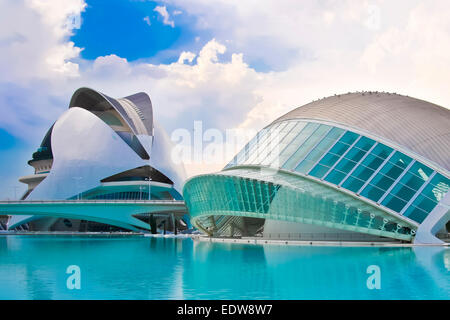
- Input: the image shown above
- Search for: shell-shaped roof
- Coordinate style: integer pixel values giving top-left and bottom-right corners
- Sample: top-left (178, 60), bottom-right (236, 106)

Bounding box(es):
top-left (273, 92), bottom-right (450, 172)
top-left (69, 87), bottom-right (153, 136)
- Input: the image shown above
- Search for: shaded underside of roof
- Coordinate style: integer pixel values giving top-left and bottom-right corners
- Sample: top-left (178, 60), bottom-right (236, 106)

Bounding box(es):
top-left (273, 92), bottom-right (450, 172)
top-left (69, 87), bottom-right (153, 136)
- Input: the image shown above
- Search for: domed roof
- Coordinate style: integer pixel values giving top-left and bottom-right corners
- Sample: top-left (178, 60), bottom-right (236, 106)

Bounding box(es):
top-left (273, 92), bottom-right (450, 172)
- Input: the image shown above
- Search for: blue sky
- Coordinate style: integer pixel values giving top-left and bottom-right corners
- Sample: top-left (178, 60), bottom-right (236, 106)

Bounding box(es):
top-left (71, 0), bottom-right (199, 63)
top-left (0, 0), bottom-right (449, 199)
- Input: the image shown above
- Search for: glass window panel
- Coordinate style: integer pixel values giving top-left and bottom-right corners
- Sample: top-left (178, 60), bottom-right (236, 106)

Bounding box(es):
top-left (371, 143), bottom-right (393, 160)
top-left (339, 131), bottom-right (359, 145)
top-left (325, 169), bottom-right (347, 185)
top-left (228, 127), bottom-right (269, 167)
top-left (257, 122), bottom-right (291, 164)
top-left (281, 121), bottom-right (306, 143)
top-left (245, 122), bottom-right (282, 164)
top-left (354, 136), bottom-right (376, 152)
top-left (382, 193), bottom-right (408, 212)
top-left (261, 121), bottom-right (297, 165)
top-left (276, 122), bottom-right (309, 165)
top-left (381, 162), bottom-right (431, 212)
top-left (320, 153), bottom-right (341, 168)
top-left (327, 141), bottom-right (353, 158)
top-left (407, 162), bottom-right (433, 182)
top-left (401, 172), bottom-right (449, 222)
top-left (369, 151), bottom-right (411, 190)
top-left (343, 146), bottom-right (367, 164)
top-left (424, 173), bottom-right (450, 202)
top-left (379, 162), bottom-right (404, 181)
top-left (326, 158), bottom-right (357, 182)
top-left (281, 123), bottom-right (322, 170)
top-left (361, 180), bottom-right (393, 202)
top-left (351, 165), bottom-right (375, 183)
top-left (295, 127), bottom-right (345, 174)
top-left (429, 173), bottom-right (450, 187)
top-left (342, 164), bottom-right (375, 192)
top-left (402, 162), bottom-right (433, 187)
top-left (241, 128), bottom-right (269, 165)
top-left (309, 131), bottom-right (360, 179)
top-left (309, 153), bottom-right (338, 178)
top-left (385, 182), bottom-right (417, 203)
top-left (361, 154), bottom-right (385, 170)
top-left (412, 194), bottom-right (437, 213)
top-left (399, 172), bottom-right (426, 192)
top-left (323, 137), bottom-right (373, 185)
top-left (239, 144), bottom-right (251, 163)
top-left (239, 131), bottom-right (261, 162)
top-left (386, 152), bottom-right (412, 172)
top-left (287, 124), bottom-right (330, 163)
top-left (356, 144), bottom-right (393, 173)
top-left (335, 149), bottom-right (364, 170)
top-left (268, 121), bottom-right (310, 167)
top-left (308, 164), bottom-right (330, 178)
top-left (341, 176), bottom-right (366, 193)
top-left (403, 205), bottom-right (429, 223)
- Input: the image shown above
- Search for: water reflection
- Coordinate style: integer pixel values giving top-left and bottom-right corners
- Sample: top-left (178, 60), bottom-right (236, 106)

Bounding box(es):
top-left (0, 236), bottom-right (448, 299)
top-left (185, 241), bottom-right (272, 299)
top-left (186, 241), bottom-right (449, 299)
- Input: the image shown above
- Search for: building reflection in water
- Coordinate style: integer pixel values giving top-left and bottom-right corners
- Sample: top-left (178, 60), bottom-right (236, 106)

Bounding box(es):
top-left (0, 236), bottom-right (448, 299)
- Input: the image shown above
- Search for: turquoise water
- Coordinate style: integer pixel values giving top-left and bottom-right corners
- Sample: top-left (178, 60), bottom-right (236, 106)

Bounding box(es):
top-left (0, 235), bottom-right (448, 299)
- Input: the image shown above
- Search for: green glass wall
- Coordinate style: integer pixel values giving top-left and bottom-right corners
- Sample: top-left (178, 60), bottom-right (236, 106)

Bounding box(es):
top-left (184, 168), bottom-right (416, 241)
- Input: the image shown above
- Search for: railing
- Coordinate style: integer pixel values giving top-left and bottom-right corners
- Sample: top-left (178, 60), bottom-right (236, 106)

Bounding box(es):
top-left (0, 200), bottom-right (185, 205)
top-left (260, 232), bottom-right (396, 242)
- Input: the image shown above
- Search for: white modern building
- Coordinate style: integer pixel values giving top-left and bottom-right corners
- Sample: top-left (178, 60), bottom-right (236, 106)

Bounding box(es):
top-left (183, 92), bottom-right (450, 244)
top-left (8, 87), bottom-right (187, 232)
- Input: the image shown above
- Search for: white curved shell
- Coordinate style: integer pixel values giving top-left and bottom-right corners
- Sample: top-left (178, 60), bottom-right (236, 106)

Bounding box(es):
top-left (10, 87), bottom-right (187, 230)
top-left (9, 107), bottom-right (147, 229)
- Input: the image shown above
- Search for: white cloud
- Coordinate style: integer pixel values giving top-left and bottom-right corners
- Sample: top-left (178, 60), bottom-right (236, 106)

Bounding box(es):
top-left (323, 11), bottom-right (335, 25)
top-left (0, 0), bottom-right (86, 150)
top-left (1, 0), bottom-right (450, 182)
top-left (154, 5), bottom-right (175, 28)
top-left (0, 0), bottom-right (85, 83)
top-left (177, 51), bottom-right (196, 64)
top-left (143, 16), bottom-right (151, 26)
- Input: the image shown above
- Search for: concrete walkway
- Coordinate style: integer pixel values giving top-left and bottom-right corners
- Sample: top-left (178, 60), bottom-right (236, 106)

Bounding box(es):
top-left (193, 235), bottom-right (450, 247)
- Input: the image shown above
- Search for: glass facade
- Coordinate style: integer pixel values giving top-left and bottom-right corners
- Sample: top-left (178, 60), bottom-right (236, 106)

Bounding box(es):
top-left (225, 120), bottom-right (450, 224)
top-left (184, 168), bottom-right (416, 241)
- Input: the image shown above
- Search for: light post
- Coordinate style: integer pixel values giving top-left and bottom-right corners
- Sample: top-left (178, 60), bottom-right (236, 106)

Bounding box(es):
top-left (148, 177), bottom-right (152, 200)
top-left (139, 185), bottom-right (144, 200)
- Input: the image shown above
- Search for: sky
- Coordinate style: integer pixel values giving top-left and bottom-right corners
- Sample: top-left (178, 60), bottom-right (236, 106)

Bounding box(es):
top-left (0, 0), bottom-right (449, 199)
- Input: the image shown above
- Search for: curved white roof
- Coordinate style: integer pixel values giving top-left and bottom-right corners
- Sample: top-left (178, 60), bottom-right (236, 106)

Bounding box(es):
top-left (69, 87), bottom-right (153, 136)
top-left (273, 92), bottom-right (450, 172)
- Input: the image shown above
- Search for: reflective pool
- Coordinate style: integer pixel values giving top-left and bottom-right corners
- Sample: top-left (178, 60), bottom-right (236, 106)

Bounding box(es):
top-left (0, 235), bottom-right (448, 299)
